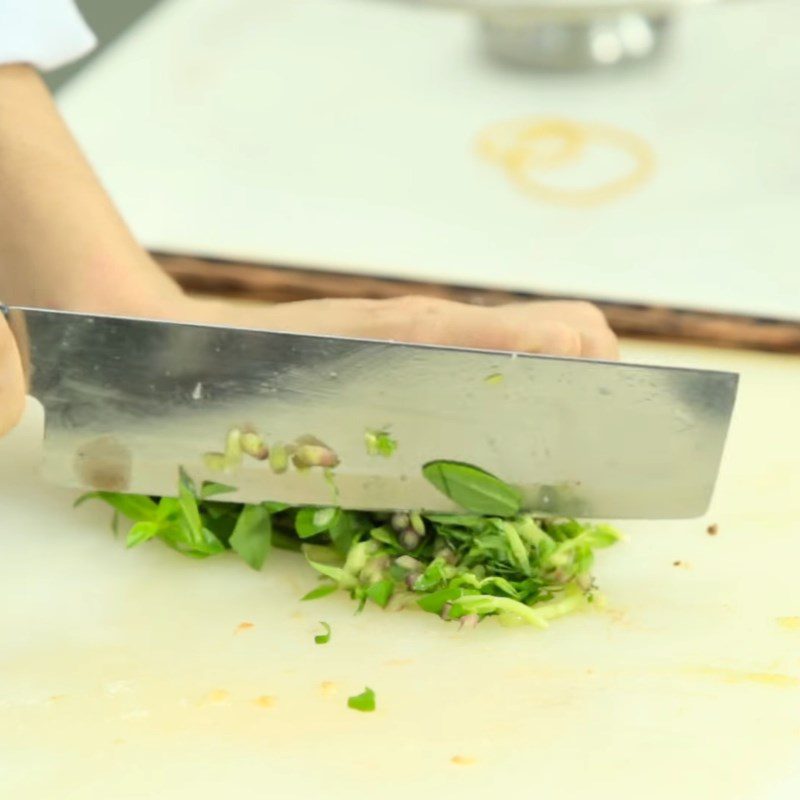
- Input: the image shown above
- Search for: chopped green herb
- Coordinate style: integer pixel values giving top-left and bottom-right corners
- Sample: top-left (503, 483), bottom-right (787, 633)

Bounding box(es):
top-left (364, 429), bottom-right (398, 457)
top-left (484, 372), bottom-right (504, 385)
top-left (314, 621), bottom-right (332, 645)
top-left (347, 687), bottom-right (376, 712)
top-left (82, 457), bottom-right (621, 630)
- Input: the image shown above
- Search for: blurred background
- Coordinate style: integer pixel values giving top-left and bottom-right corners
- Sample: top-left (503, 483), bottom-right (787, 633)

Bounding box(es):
top-left (51, 0), bottom-right (800, 350)
top-left (46, 0), bottom-right (160, 91)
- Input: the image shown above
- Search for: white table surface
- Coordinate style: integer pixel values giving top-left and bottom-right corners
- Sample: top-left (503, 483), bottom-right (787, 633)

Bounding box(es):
top-left (57, 0), bottom-right (800, 320)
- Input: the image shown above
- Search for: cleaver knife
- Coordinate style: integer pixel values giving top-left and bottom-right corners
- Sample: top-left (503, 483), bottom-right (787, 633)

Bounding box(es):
top-left (2, 305), bottom-right (738, 519)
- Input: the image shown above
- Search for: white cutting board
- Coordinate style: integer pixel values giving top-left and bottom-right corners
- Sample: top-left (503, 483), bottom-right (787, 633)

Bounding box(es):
top-left (56, 0), bottom-right (800, 320)
top-left (1, 339), bottom-right (800, 800)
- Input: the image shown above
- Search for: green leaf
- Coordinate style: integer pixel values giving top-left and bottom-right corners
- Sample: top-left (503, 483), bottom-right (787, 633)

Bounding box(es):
top-left (264, 501), bottom-right (291, 514)
top-left (95, 493), bottom-right (159, 522)
top-left (422, 461), bottom-right (522, 517)
top-left (369, 526), bottom-right (396, 546)
top-left (178, 468), bottom-right (203, 541)
top-left (330, 512), bottom-right (369, 554)
top-left (158, 523), bottom-right (225, 558)
top-left (314, 621), bottom-right (332, 644)
top-left (424, 514), bottom-right (485, 527)
top-left (73, 492), bottom-right (101, 508)
top-left (156, 496), bottom-right (181, 521)
top-left (364, 429), bottom-right (397, 457)
top-left (295, 507), bottom-right (338, 539)
top-left (301, 583), bottom-right (339, 602)
top-left (126, 521), bottom-right (160, 548)
top-left (347, 687), bottom-right (376, 712)
top-left (229, 504), bottom-right (273, 570)
top-left (305, 558), bottom-right (354, 588)
top-left (366, 579), bottom-right (394, 609)
top-left (200, 481), bottom-right (237, 499)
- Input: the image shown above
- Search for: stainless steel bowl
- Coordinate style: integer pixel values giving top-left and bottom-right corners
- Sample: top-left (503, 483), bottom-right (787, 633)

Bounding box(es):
top-left (422, 0), bottom-right (733, 70)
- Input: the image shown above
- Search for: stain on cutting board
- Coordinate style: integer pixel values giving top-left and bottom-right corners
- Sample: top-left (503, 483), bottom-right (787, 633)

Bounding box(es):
top-left (476, 117), bottom-right (655, 208)
top-left (692, 668), bottom-right (800, 689)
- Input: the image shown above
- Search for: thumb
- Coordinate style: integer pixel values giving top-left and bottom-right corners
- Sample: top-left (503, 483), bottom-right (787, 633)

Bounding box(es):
top-left (0, 315), bottom-right (25, 437)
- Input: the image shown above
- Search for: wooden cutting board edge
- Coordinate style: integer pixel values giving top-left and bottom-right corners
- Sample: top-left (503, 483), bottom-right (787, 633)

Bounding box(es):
top-left (155, 253), bottom-right (800, 354)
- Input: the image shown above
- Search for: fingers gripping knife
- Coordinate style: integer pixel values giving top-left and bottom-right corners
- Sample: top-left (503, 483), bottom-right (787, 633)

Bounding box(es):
top-left (2, 305), bottom-right (738, 518)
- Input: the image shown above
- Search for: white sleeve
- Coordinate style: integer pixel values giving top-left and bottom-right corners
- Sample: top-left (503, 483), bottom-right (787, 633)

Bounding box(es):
top-left (0, 0), bottom-right (97, 71)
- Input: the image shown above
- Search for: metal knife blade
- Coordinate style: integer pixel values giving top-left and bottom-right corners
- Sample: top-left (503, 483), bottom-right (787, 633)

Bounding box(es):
top-left (4, 306), bottom-right (738, 519)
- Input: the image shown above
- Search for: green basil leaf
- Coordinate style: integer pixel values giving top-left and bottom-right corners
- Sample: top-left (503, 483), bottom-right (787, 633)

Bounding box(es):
top-left (264, 501), bottom-right (291, 514)
top-left (229, 504), bottom-right (272, 570)
top-left (330, 512), bottom-right (370, 554)
top-left (422, 461), bottom-right (522, 517)
top-left (295, 507), bottom-right (338, 539)
top-left (93, 493), bottom-right (158, 522)
top-left (178, 468), bottom-right (203, 541)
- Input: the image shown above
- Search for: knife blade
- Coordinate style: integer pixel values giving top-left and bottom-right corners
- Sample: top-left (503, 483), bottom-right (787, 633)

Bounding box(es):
top-left (3, 305), bottom-right (738, 519)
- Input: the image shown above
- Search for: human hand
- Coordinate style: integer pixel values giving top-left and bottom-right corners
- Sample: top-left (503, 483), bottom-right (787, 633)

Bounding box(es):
top-left (181, 294), bottom-right (619, 359)
top-left (0, 314), bottom-right (25, 437)
top-left (0, 65), bottom-right (617, 364)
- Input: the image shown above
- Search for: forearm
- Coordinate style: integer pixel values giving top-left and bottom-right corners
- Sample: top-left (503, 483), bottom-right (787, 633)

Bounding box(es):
top-left (0, 64), bottom-right (181, 313)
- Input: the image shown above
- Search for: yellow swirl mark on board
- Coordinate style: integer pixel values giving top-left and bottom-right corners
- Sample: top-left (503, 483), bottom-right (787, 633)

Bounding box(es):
top-left (476, 117), bottom-right (655, 207)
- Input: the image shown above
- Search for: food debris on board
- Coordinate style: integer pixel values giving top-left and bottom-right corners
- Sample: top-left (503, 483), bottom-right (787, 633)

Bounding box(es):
top-left (706, 523), bottom-right (719, 536)
top-left (347, 687), bottom-right (376, 713)
top-left (364, 428), bottom-right (398, 457)
top-left (451, 755), bottom-right (477, 766)
top-left (234, 621), bottom-right (254, 635)
top-left (694, 668), bottom-right (800, 689)
top-left (199, 689), bottom-right (231, 707)
top-left (314, 621), bottom-right (332, 645)
top-left (253, 695), bottom-right (277, 708)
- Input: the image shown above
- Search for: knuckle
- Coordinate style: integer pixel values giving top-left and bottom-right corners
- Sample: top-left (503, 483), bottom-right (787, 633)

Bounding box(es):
top-left (568, 300), bottom-right (608, 324)
top-left (545, 321), bottom-right (583, 357)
